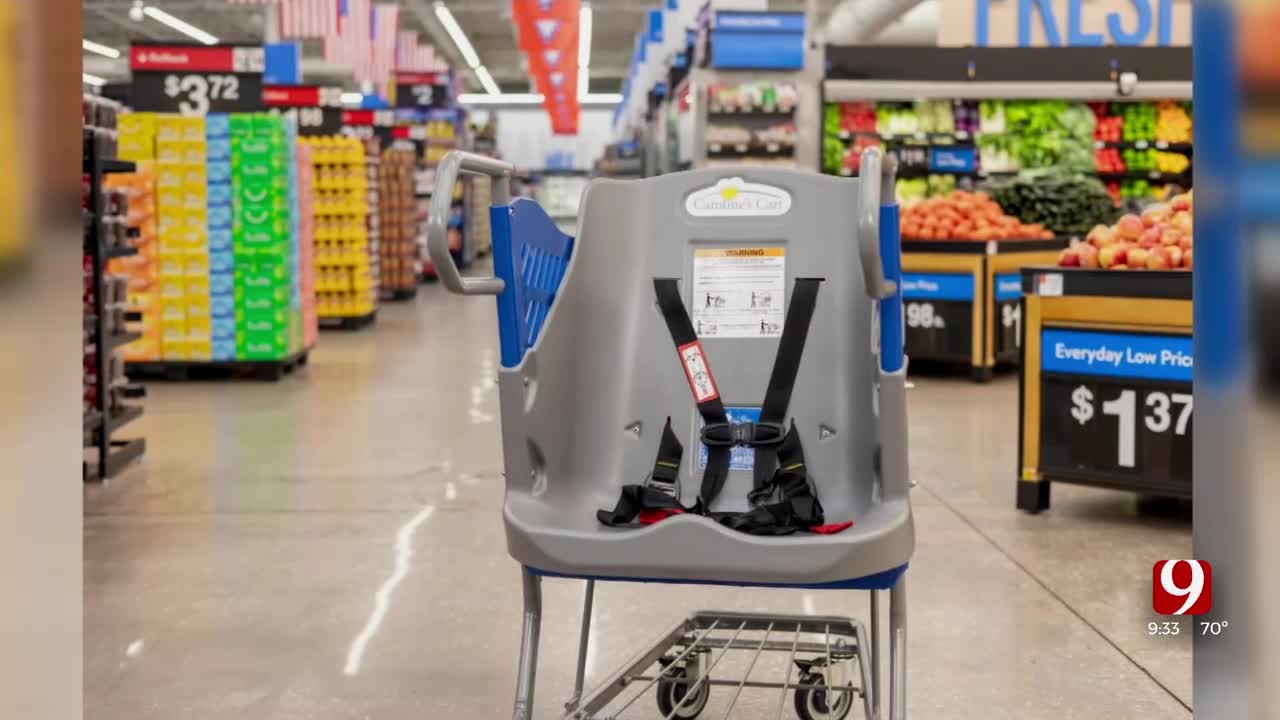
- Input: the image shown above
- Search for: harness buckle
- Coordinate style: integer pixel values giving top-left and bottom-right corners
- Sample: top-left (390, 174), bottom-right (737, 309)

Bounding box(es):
top-left (700, 421), bottom-right (787, 448)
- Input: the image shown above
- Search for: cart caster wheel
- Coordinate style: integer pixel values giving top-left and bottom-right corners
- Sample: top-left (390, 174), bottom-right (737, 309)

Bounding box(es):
top-left (794, 673), bottom-right (855, 720)
top-left (656, 670), bottom-right (709, 719)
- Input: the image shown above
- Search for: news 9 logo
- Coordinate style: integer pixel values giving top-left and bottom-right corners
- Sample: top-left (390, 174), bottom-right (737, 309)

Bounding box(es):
top-left (1153, 560), bottom-right (1213, 616)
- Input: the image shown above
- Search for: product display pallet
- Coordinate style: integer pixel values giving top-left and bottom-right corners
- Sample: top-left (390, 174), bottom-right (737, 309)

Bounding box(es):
top-left (319, 311), bottom-right (377, 331)
top-left (899, 237), bottom-right (1069, 381)
top-left (1016, 267), bottom-right (1192, 513)
top-left (381, 287), bottom-right (418, 302)
top-left (127, 352), bottom-right (309, 382)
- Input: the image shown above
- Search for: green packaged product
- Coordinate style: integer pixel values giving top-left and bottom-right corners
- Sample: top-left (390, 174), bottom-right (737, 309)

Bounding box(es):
top-left (236, 284), bottom-right (290, 311)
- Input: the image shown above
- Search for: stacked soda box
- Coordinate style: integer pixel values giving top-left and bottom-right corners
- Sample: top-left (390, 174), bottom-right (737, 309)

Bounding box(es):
top-left (303, 136), bottom-right (377, 319)
top-left (295, 142), bottom-right (319, 349)
top-left (104, 161), bottom-right (160, 360)
top-left (230, 114), bottom-right (302, 359)
top-left (206, 114), bottom-right (237, 360)
top-left (152, 116), bottom-right (212, 361)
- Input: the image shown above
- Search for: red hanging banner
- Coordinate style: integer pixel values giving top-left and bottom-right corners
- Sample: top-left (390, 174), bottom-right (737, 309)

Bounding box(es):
top-left (510, 0), bottom-right (581, 134)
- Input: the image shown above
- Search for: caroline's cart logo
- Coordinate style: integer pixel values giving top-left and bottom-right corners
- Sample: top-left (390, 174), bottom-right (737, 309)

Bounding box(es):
top-left (685, 178), bottom-right (792, 217)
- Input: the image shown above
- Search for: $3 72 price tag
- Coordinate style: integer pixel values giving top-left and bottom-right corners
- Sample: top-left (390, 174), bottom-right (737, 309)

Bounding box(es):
top-left (164, 73), bottom-right (240, 115)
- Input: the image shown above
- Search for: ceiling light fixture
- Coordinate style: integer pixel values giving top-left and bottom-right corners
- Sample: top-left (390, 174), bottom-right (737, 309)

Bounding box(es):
top-left (82, 73), bottom-right (109, 87)
top-left (129, 1), bottom-right (145, 22)
top-left (433, 2), bottom-right (481, 69)
top-left (142, 5), bottom-right (219, 45)
top-left (578, 3), bottom-right (592, 99)
top-left (473, 66), bottom-right (501, 96)
top-left (83, 39), bottom-right (122, 59)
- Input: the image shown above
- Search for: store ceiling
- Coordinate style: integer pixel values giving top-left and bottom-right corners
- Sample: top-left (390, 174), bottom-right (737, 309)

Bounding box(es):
top-left (83, 1), bottom-right (876, 93)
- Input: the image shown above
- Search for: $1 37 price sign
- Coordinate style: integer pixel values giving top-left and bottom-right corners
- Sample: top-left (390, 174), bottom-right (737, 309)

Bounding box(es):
top-left (1041, 378), bottom-right (1192, 484)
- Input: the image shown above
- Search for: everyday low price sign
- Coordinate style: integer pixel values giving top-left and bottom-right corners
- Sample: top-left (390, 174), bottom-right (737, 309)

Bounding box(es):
top-left (1038, 328), bottom-right (1192, 486)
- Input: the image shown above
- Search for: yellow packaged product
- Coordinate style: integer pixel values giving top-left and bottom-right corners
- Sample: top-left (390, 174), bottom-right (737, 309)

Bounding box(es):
top-left (118, 136), bottom-right (155, 162)
top-left (161, 339), bottom-right (189, 360)
top-left (157, 255), bottom-right (185, 279)
top-left (118, 112), bottom-right (157, 137)
top-left (180, 117), bottom-right (206, 142)
top-left (155, 140), bottom-right (184, 164)
top-left (155, 116), bottom-right (187, 142)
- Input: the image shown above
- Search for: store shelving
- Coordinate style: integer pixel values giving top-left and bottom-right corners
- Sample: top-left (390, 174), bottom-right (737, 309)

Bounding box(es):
top-left (83, 96), bottom-right (146, 482)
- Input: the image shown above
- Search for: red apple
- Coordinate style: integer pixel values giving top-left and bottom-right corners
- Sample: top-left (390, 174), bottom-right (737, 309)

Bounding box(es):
top-left (1182, 248), bottom-right (1193, 269)
top-left (1160, 227), bottom-right (1183, 247)
top-left (1058, 247), bottom-right (1081, 267)
top-left (1077, 243), bottom-right (1100, 268)
top-left (1098, 244), bottom-right (1120, 268)
top-left (1128, 246), bottom-right (1151, 268)
top-left (1167, 245), bottom-right (1184, 267)
top-left (1142, 204), bottom-right (1171, 228)
top-left (1139, 227), bottom-right (1162, 249)
top-left (1113, 243), bottom-right (1130, 266)
top-left (1171, 195), bottom-right (1192, 213)
top-left (1086, 224), bottom-right (1112, 246)
top-left (1116, 214), bottom-right (1144, 241)
top-left (1146, 246), bottom-right (1172, 270)
top-left (1178, 235), bottom-right (1194, 251)
top-left (1112, 263), bottom-right (1129, 270)
top-left (1171, 213), bottom-right (1193, 236)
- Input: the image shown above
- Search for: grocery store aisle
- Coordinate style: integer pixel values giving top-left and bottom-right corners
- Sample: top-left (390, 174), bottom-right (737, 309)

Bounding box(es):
top-left (85, 285), bottom-right (1191, 720)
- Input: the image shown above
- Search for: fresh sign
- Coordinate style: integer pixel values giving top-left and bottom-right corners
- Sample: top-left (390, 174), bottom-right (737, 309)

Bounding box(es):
top-left (939, 0), bottom-right (1191, 47)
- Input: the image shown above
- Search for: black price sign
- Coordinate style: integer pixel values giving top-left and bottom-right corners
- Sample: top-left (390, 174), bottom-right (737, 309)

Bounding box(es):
top-left (130, 45), bottom-right (265, 115)
top-left (263, 86), bottom-right (344, 136)
top-left (395, 72), bottom-right (452, 109)
top-left (993, 273), bottom-right (1023, 362)
top-left (903, 300), bottom-right (973, 360)
top-left (900, 273), bottom-right (975, 361)
top-left (1040, 377), bottom-right (1193, 488)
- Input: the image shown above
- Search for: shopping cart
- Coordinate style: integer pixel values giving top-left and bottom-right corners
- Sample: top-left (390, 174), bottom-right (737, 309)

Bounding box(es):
top-left (427, 148), bottom-right (912, 720)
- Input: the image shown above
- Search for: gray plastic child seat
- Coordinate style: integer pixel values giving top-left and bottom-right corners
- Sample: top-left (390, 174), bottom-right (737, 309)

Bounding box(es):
top-left (481, 163), bottom-right (914, 588)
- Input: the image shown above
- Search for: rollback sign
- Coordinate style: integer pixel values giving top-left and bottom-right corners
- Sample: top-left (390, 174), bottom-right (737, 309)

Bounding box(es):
top-left (131, 44), bottom-right (266, 115)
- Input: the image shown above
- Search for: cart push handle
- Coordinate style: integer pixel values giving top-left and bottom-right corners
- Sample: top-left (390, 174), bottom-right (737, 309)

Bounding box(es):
top-left (859, 148), bottom-right (905, 374)
top-left (427, 151), bottom-right (515, 296)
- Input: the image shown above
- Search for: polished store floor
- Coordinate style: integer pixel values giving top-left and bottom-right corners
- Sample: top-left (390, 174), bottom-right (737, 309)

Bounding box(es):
top-left (85, 285), bottom-right (1192, 719)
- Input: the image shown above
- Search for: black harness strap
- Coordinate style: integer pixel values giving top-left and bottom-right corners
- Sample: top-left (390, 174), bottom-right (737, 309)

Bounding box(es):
top-left (750, 278), bottom-right (821, 503)
top-left (654, 278), bottom-right (732, 505)
top-left (597, 277), bottom-right (837, 535)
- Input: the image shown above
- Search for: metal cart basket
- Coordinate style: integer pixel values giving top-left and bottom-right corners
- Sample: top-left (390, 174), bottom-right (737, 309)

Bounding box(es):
top-left (428, 148), bottom-right (912, 720)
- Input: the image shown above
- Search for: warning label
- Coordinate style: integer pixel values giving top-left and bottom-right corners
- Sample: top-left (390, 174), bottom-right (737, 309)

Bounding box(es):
top-left (691, 247), bottom-right (786, 339)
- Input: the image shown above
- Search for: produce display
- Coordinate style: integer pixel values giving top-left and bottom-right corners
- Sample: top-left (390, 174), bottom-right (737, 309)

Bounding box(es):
top-left (823, 99), bottom-right (1192, 210)
top-left (988, 170), bottom-right (1118, 236)
top-left (897, 175), bottom-right (959, 202)
top-left (979, 101), bottom-right (1095, 172)
top-left (901, 190), bottom-right (1054, 241)
top-left (1057, 191), bottom-right (1194, 271)
top-left (707, 81), bottom-right (798, 113)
